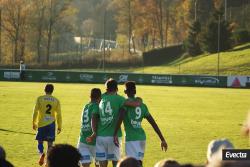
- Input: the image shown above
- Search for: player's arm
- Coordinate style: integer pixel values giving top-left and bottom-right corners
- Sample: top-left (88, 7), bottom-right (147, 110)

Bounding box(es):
top-left (242, 112), bottom-right (250, 137)
top-left (86, 113), bottom-right (99, 143)
top-left (124, 97), bottom-right (143, 107)
top-left (32, 98), bottom-right (39, 130)
top-left (56, 101), bottom-right (62, 134)
top-left (146, 114), bottom-right (168, 152)
top-left (113, 108), bottom-right (126, 147)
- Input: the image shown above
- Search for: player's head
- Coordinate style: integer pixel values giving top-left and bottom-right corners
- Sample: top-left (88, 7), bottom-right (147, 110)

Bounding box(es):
top-left (0, 146), bottom-right (14, 167)
top-left (207, 161), bottom-right (250, 167)
top-left (45, 84), bottom-right (54, 94)
top-left (154, 159), bottom-right (180, 167)
top-left (124, 81), bottom-right (136, 97)
top-left (46, 144), bottom-right (81, 167)
top-left (105, 78), bottom-right (118, 93)
top-left (206, 139), bottom-right (234, 164)
top-left (90, 88), bottom-right (101, 102)
top-left (0, 159), bottom-right (14, 167)
top-left (0, 145), bottom-right (6, 160)
top-left (117, 156), bottom-right (140, 167)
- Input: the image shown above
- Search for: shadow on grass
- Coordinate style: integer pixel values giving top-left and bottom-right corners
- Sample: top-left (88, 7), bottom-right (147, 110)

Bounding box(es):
top-left (0, 128), bottom-right (35, 136)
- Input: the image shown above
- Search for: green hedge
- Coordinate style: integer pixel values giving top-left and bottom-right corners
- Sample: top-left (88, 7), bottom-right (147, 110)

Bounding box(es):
top-left (143, 44), bottom-right (184, 66)
top-left (233, 29), bottom-right (250, 45)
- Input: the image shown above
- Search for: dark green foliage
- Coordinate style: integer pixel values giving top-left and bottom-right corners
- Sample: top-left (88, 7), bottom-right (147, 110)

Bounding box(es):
top-left (233, 29), bottom-right (250, 45)
top-left (143, 44), bottom-right (184, 66)
top-left (201, 10), bottom-right (232, 53)
top-left (186, 20), bottom-right (202, 56)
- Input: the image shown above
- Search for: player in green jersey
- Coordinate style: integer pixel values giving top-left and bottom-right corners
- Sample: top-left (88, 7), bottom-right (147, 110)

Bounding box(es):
top-left (87, 78), bottom-right (141, 167)
top-left (89, 79), bottom-right (125, 167)
top-left (77, 88), bottom-right (101, 167)
top-left (114, 81), bottom-right (168, 166)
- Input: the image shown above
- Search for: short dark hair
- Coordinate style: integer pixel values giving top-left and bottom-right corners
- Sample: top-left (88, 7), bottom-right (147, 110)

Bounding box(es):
top-left (155, 159), bottom-right (180, 167)
top-left (125, 81), bottom-right (136, 94)
top-left (91, 88), bottom-right (101, 99)
top-left (45, 84), bottom-right (54, 94)
top-left (0, 145), bottom-right (6, 160)
top-left (105, 78), bottom-right (118, 92)
top-left (46, 144), bottom-right (81, 167)
top-left (117, 157), bottom-right (140, 167)
top-left (0, 159), bottom-right (14, 167)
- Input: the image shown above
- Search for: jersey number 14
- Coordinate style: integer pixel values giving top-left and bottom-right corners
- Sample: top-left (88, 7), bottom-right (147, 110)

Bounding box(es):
top-left (101, 101), bottom-right (113, 116)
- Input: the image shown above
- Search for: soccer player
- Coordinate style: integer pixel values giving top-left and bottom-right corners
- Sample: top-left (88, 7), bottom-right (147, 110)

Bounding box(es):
top-left (32, 84), bottom-right (62, 166)
top-left (114, 81), bottom-right (168, 166)
top-left (77, 88), bottom-right (101, 167)
top-left (88, 79), bottom-right (126, 167)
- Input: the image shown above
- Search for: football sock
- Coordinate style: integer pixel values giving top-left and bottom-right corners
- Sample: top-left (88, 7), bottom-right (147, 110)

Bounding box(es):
top-left (38, 143), bottom-right (44, 154)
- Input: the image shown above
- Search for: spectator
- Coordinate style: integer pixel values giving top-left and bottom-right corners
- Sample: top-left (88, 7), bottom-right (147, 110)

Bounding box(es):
top-left (0, 145), bottom-right (6, 160)
top-left (117, 157), bottom-right (140, 167)
top-left (46, 144), bottom-right (81, 167)
top-left (0, 145), bottom-right (14, 167)
top-left (206, 139), bottom-right (234, 164)
top-left (181, 164), bottom-right (204, 167)
top-left (154, 159), bottom-right (180, 167)
top-left (207, 160), bottom-right (250, 167)
top-left (242, 112), bottom-right (250, 137)
top-left (19, 60), bottom-right (26, 80)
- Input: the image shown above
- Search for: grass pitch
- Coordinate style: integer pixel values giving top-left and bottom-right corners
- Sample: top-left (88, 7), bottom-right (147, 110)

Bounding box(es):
top-left (0, 82), bottom-right (250, 167)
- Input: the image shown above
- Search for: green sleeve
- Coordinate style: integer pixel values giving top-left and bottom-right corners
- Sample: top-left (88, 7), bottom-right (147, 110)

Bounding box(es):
top-left (143, 104), bottom-right (150, 118)
top-left (120, 95), bottom-right (126, 108)
top-left (92, 104), bottom-right (99, 115)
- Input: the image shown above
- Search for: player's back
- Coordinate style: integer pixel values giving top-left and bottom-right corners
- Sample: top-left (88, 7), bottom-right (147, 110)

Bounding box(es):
top-left (35, 95), bottom-right (60, 127)
top-left (80, 102), bottom-right (99, 145)
top-left (97, 94), bottom-right (125, 137)
top-left (123, 98), bottom-right (150, 141)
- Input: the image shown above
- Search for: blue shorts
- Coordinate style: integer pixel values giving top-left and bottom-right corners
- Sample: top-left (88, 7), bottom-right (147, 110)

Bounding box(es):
top-left (36, 122), bottom-right (55, 142)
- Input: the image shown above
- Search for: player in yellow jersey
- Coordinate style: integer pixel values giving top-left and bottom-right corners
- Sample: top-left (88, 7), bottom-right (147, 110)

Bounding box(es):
top-left (32, 84), bottom-right (62, 166)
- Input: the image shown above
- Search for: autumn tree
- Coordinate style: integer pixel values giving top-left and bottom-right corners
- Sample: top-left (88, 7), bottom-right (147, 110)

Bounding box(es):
top-left (44, 0), bottom-right (75, 65)
top-left (1, 0), bottom-right (30, 63)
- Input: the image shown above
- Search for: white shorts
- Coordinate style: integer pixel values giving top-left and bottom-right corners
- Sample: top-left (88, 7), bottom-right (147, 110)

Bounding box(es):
top-left (95, 136), bottom-right (122, 161)
top-left (77, 142), bottom-right (96, 164)
top-left (125, 140), bottom-right (146, 160)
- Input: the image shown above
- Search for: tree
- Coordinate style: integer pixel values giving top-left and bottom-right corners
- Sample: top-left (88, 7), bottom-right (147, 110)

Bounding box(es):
top-left (31, 0), bottom-right (46, 63)
top-left (186, 20), bottom-right (202, 56)
top-left (202, 9), bottom-right (232, 53)
top-left (1, 0), bottom-right (30, 63)
top-left (112, 0), bottom-right (136, 53)
top-left (44, 0), bottom-right (75, 65)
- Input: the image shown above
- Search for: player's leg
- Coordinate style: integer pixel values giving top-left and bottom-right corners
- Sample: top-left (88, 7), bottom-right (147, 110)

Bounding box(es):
top-left (107, 137), bottom-right (122, 167)
top-left (125, 140), bottom-right (146, 166)
top-left (37, 141), bottom-right (44, 154)
top-left (77, 142), bottom-right (94, 167)
top-left (47, 141), bottom-right (53, 151)
top-left (112, 161), bottom-right (117, 167)
top-left (46, 122), bottom-right (55, 152)
top-left (35, 126), bottom-right (46, 166)
top-left (99, 161), bottom-right (108, 167)
top-left (95, 137), bottom-right (108, 167)
top-left (37, 140), bottom-right (45, 166)
top-left (95, 161), bottom-right (100, 167)
top-left (82, 163), bottom-right (91, 167)
top-left (88, 142), bottom-right (100, 167)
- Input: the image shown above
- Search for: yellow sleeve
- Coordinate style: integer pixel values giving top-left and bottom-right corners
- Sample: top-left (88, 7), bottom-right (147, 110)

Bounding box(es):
top-left (32, 98), bottom-right (40, 125)
top-left (56, 101), bottom-right (62, 129)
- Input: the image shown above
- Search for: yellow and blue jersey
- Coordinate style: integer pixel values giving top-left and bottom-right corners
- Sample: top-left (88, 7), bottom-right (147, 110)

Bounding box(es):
top-left (32, 95), bottom-right (62, 129)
